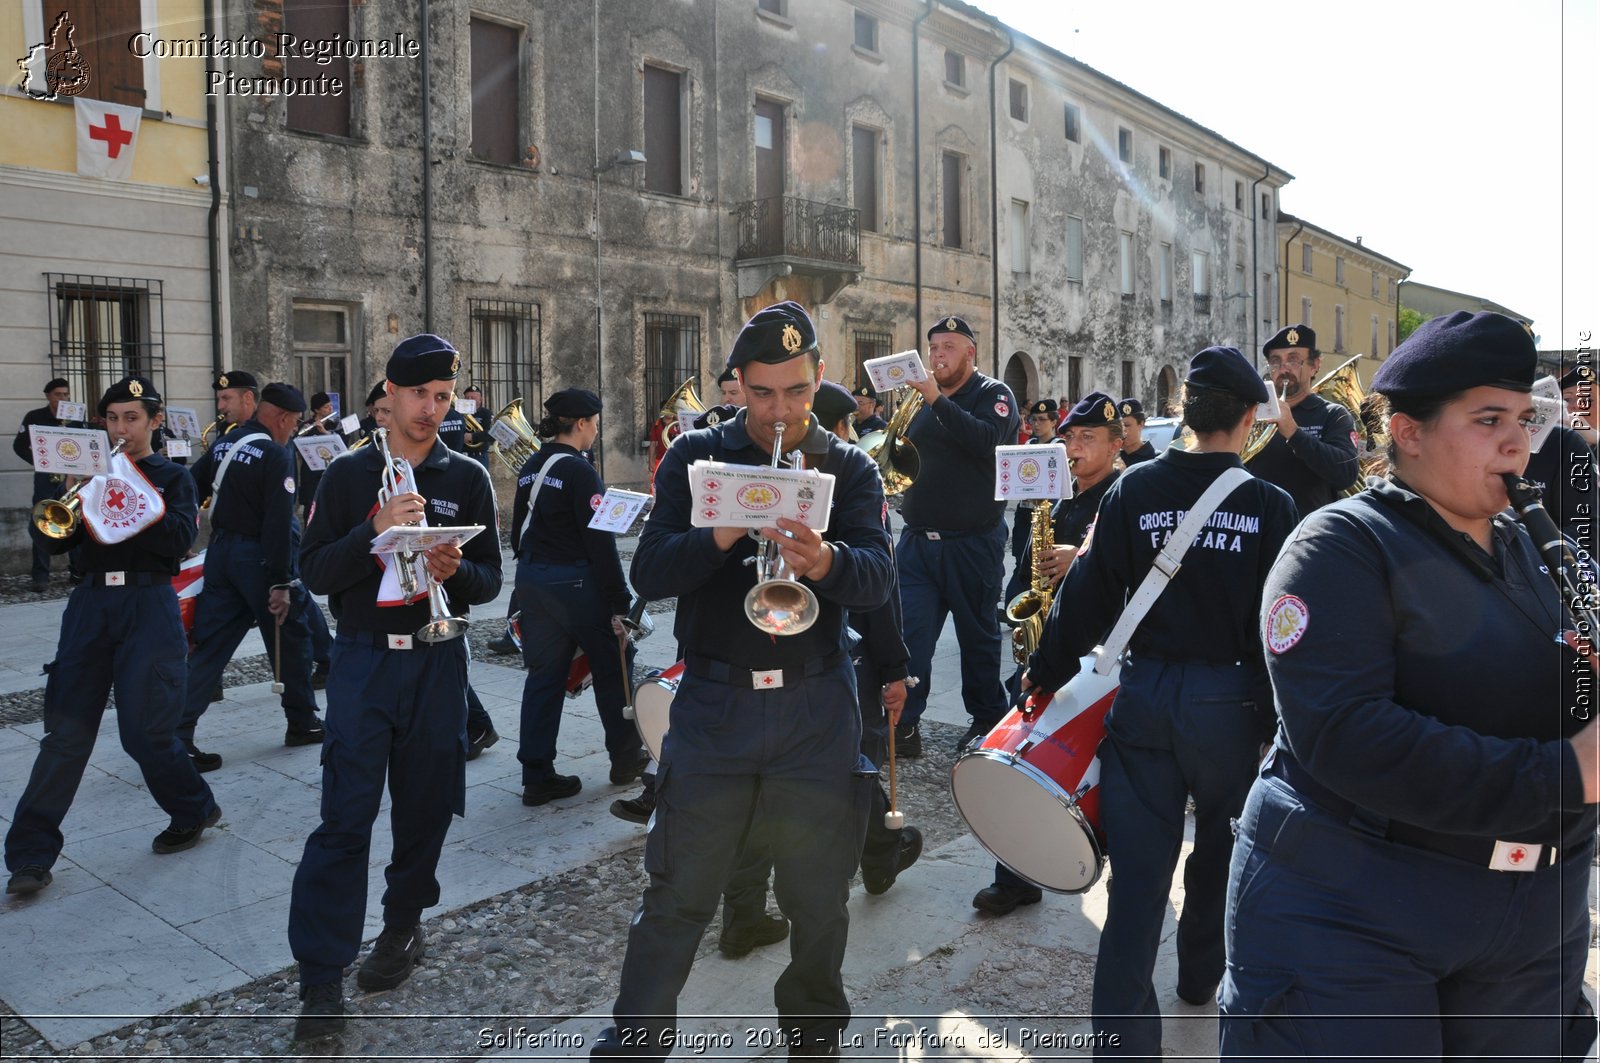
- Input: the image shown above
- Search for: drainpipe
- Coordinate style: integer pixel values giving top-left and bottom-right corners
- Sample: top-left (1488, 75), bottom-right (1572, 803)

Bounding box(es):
top-left (592, 0), bottom-right (603, 477)
top-left (420, 0), bottom-right (434, 330)
top-left (1249, 163), bottom-right (1269, 365)
top-left (987, 26), bottom-right (1014, 377)
top-left (1280, 217), bottom-right (1305, 346)
top-left (911, 0), bottom-right (934, 343)
top-left (203, 0), bottom-right (222, 378)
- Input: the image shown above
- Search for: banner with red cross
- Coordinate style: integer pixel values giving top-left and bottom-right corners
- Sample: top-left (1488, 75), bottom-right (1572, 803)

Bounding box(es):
top-left (78, 451), bottom-right (166, 544)
top-left (75, 97), bottom-right (142, 180)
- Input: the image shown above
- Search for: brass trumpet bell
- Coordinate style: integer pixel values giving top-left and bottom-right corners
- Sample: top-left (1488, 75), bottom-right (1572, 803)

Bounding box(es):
top-left (32, 495), bottom-right (82, 540)
top-left (658, 377), bottom-right (705, 445)
top-left (861, 388), bottom-right (923, 496)
top-left (487, 398), bottom-right (542, 473)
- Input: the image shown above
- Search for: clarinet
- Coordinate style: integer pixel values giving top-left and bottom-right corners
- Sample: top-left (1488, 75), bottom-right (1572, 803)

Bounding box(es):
top-left (1502, 473), bottom-right (1600, 641)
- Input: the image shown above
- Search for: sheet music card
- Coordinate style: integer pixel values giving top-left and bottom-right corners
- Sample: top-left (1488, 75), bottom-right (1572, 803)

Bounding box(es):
top-left (165, 407), bottom-right (203, 440)
top-left (369, 524), bottom-right (486, 557)
top-left (994, 444), bottom-right (1071, 501)
top-left (687, 460), bottom-right (835, 530)
top-left (294, 433), bottom-right (349, 471)
top-left (587, 488), bottom-right (653, 534)
top-left (862, 350), bottom-right (929, 394)
top-left (30, 426), bottom-right (113, 477)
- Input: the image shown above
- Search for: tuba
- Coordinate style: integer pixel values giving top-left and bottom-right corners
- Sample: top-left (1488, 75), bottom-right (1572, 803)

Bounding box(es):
top-left (1311, 355), bottom-right (1380, 495)
top-left (199, 414), bottom-right (230, 448)
top-left (32, 440), bottom-right (129, 539)
top-left (859, 387), bottom-right (922, 495)
top-left (1004, 501), bottom-right (1056, 663)
top-left (486, 398), bottom-right (541, 473)
top-left (742, 421), bottom-right (821, 636)
top-left (658, 377), bottom-right (705, 446)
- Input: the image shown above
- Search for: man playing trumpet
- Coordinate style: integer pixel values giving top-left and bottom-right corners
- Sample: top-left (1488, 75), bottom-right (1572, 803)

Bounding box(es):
top-left (1245, 325), bottom-right (1359, 516)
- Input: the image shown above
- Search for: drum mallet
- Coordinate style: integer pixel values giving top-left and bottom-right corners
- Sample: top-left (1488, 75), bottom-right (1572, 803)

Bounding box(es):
top-left (884, 677), bottom-right (919, 830)
top-left (271, 582), bottom-right (288, 694)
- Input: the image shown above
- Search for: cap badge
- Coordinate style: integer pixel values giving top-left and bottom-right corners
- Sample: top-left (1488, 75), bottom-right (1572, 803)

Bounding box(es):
top-left (450, 354), bottom-right (461, 375)
top-left (128, 380), bottom-right (144, 398)
top-left (1102, 402), bottom-right (1114, 421)
top-left (217, 375), bottom-right (229, 388)
top-left (781, 324), bottom-right (803, 353)
top-left (707, 410), bottom-right (721, 425)
top-left (945, 317), bottom-right (958, 331)
top-left (1285, 328), bottom-right (1300, 346)
top-left (1120, 402), bottom-right (1131, 415)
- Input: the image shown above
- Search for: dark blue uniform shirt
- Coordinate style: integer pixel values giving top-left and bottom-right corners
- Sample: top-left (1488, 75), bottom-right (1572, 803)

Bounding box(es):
top-left (1029, 449), bottom-right (1298, 692)
top-left (1121, 440), bottom-right (1157, 467)
top-left (438, 409), bottom-right (468, 453)
top-left (633, 410), bottom-right (893, 671)
top-left (901, 372), bottom-right (1019, 533)
top-left (511, 442), bottom-right (630, 615)
top-left (856, 413), bottom-right (888, 435)
top-left (1262, 477), bottom-right (1595, 851)
top-left (193, 419), bottom-right (300, 586)
top-left (1244, 392), bottom-right (1359, 516)
top-left (300, 440), bottom-right (501, 633)
top-left (1030, 469), bottom-right (1119, 564)
top-left (33, 452), bottom-right (198, 572)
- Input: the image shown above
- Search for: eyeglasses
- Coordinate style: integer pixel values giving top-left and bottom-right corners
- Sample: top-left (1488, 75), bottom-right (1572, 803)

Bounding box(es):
top-left (1266, 355), bottom-right (1310, 370)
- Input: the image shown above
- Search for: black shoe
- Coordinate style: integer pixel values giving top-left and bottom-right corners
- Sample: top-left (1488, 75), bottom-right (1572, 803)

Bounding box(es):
top-left (894, 723), bottom-right (922, 759)
top-left (285, 719), bottom-right (325, 746)
top-left (719, 913), bottom-right (789, 958)
top-left (522, 774), bottom-right (582, 806)
top-left (293, 981), bottom-right (346, 1040)
top-left (466, 724), bottom-right (499, 762)
top-left (31, 580), bottom-right (47, 594)
top-left (609, 747), bottom-right (650, 785)
top-left (152, 807), bottom-right (222, 854)
top-left (209, 685), bottom-right (224, 703)
top-left (487, 635), bottom-right (517, 655)
top-left (971, 882), bottom-right (1043, 915)
top-left (1176, 981), bottom-right (1218, 1006)
top-left (356, 924), bottom-right (425, 991)
top-left (955, 722), bottom-right (991, 752)
top-left (184, 741), bottom-right (222, 773)
top-left (312, 664), bottom-right (329, 691)
top-left (863, 826), bottom-right (923, 895)
top-left (610, 793), bottom-right (656, 824)
top-left (5, 865), bottom-right (52, 895)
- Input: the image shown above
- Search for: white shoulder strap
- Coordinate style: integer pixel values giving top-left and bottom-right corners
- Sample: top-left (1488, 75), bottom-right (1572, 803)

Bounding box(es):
top-left (1093, 466), bottom-right (1253, 675)
top-left (517, 453), bottom-right (575, 543)
top-left (211, 431), bottom-right (270, 500)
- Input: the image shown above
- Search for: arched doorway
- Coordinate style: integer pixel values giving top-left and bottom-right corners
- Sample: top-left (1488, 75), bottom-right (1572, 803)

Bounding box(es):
top-left (1002, 351), bottom-right (1034, 406)
top-left (1155, 365), bottom-right (1179, 416)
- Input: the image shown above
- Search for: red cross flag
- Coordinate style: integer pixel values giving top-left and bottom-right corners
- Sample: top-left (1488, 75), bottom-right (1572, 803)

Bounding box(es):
top-left (75, 98), bottom-right (142, 180)
top-left (78, 450), bottom-right (166, 543)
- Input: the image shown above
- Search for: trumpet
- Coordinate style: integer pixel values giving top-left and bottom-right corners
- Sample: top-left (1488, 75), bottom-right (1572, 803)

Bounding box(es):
top-left (742, 421), bottom-right (821, 636)
top-left (372, 427), bottom-right (468, 643)
top-left (32, 440), bottom-right (129, 539)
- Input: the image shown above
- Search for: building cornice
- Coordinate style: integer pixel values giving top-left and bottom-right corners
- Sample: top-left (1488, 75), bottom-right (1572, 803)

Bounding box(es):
top-left (0, 165), bottom-right (216, 208)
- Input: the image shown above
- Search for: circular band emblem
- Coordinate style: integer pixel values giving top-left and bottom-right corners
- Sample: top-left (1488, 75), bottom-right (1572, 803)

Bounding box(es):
top-left (1265, 594), bottom-right (1309, 654)
top-left (55, 439), bottom-right (81, 461)
top-left (736, 482), bottom-right (780, 511)
top-left (1018, 457), bottom-right (1041, 484)
top-left (590, 493), bottom-right (604, 511)
top-left (94, 476), bottom-right (151, 532)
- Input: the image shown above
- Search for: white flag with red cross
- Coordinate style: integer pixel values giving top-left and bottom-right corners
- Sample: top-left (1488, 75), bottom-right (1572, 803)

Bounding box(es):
top-left (75, 98), bottom-right (142, 180)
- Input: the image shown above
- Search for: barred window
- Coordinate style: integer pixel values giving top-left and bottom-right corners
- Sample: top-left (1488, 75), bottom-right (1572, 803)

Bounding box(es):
top-left (292, 302), bottom-right (353, 407)
top-left (643, 311), bottom-right (701, 426)
top-left (468, 298), bottom-right (541, 415)
top-left (853, 329), bottom-right (890, 386)
top-left (46, 274), bottom-right (165, 405)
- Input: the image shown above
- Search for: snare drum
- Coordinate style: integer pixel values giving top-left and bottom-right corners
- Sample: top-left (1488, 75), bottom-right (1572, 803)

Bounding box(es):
top-left (630, 660), bottom-right (684, 761)
top-left (508, 610), bottom-right (593, 698)
top-left (950, 653), bottom-right (1121, 893)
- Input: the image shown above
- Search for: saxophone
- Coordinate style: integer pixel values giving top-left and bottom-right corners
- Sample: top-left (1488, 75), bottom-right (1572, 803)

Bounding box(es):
top-left (1005, 501), bottom-right (1056, 663)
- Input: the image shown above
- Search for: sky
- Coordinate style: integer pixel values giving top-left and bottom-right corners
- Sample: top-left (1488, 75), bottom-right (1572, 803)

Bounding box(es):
top-left (971, 0), bottom-right (1598, 351)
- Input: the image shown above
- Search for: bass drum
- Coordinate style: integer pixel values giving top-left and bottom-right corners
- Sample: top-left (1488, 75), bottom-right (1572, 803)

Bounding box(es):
top-left (629, 661), bottom-right (684, 762)
top-left (950, 653), bottom-right (1120, 894)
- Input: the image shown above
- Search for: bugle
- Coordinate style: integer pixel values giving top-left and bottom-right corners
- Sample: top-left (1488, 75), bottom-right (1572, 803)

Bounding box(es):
top-left (372, 427), bottom-right (468, 642)
top-left (741, 421), bottom-right (820, 636)
top-left (32, 440), bottom-right (129, 539)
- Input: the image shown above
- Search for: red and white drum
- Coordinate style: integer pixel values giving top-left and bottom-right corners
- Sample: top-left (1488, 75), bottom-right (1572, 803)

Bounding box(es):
top-left (173, 552), bottom-right (205, 645)
top-left (508, 611), bottom-right (594, 698)
top-left (629, 660), bottom-right (684, 761)
top-left (950, 653), bottom-right (1121, 893)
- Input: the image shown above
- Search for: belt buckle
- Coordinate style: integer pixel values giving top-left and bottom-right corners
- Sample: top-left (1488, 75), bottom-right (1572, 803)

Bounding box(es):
top-left (925, 530), bottom-right (941, 541)
top-left (105, 571), bottom-right (125, 587)
top-left (387, 634), bottom-right (414, 650)
top-left (1489, 840), bottom-right (1543, 872)
top-left (751, 668), bottom-right (784, 689)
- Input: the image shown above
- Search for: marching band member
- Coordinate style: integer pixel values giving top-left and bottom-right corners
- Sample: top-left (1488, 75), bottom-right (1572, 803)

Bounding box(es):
top-left (179, 383), bottom-right (323, 768)
top-left (289, 335), bottom-right (501, 1039)
top-left (1024, 347), bottom-right (1297, 1056)
top-left (510, 388), bottom-right (647, 806)
top-left (851, 383), bottom-right (886, 434)
top-left (716, 367), bottom-right (744, 406)
top-left (1245, 325), bottom-right (1360, 515)
top-left (1003, 398), bottom-right (1066, 608)
top-left (593, 301), bottom-right (893, 1060)
top-left (1117, 398), bottom-right (1157, 466)
top-left (207, 370), bottom-right (258, 454)
top-left (1220, 312), bottom-right (1598, 1058)
top-left (6, 376), bottom-right (220, 896)
top-left (12, 377), bottom-right (86, 590)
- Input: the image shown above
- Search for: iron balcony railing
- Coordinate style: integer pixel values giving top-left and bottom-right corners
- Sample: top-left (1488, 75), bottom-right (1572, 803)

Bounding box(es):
top-left (734, 196), bottom-right (861, 266)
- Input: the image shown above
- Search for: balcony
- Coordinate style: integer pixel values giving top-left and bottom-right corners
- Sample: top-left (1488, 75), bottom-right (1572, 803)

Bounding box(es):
top-left (733, 195), bottom-right (863, 303)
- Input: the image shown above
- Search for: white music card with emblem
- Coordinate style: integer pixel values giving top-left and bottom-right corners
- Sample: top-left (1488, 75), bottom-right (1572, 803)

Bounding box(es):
top-left (368, 524), bottom-right (486, 556)
top-left (165, 439), bottom-right (192, 459)
top-left (588, 488), bottom-right (654, 534)
top-left (489, 418), bottom-right (524, 449)
top-left (165, 407), bottom-right (203, 440)
top-left (863, 350), bottom-right (929, 394)
top-left (339, 414), bottom-right (361, 435)
top-left (687, 460), bottom-right (836, 530)
top-left (993, 444), bottom-right (1071, 502)
top-left (675, 411), bottom-right (699, 440)
top-left (29, 426), bottom-right (112, 477)
top-left (56, 401), bottom-right (88, 422)
top-left (294, 433), bottom-right (348, 471)
top-left (456, 398), bottom-right (478, 416)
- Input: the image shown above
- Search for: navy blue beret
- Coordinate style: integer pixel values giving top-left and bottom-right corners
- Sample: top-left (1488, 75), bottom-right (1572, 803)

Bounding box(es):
top-left (1372, 311), bottom-right (1535, 399)
top-left (309, 391), bottom-right (331, 409)
top-left (692, 403), bottom-right (738, 429)
top-left (365, 382), bottom-right (388, 406)
top-left (387, 334), bottom-right (461, 387)
top-left (1263, 324), bottom-right (1317, 356)
top-left (812, 380), bottom-right (857, 428)
top-left (44, 377), bottom-right (68, 393)
top-left (1559, 364), bottom-right (1595, 391)
top-left (727, 301), bottom-right (818, 370)
top-left (99, 375), bottom-right (161, 414)
top-left (213, 369), bottom-right (259, 392)
top-left (1118, 397), bottom-right (1145, 420)
top-left (544, 388), bottom-right (602, 418)
top-left (1186, 346), bottom-right (1270, 404)
top-left (1028, 398), bottom-right (1059, 416)
top-left (852, 382), bottom-right (878, 401)
top-left (1062, 391), bottom-right (1119, 429)
top-left (927, 315), bottom-right (975, 343)
top-left (260, 382), bottom-right (307, 414)
top-left (716, 367), bottom-right (738, 386)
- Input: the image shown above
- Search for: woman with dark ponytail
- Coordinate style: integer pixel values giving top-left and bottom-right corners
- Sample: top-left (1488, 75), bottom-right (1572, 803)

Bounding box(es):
top-left (508, 389), bottom-right (647, 808)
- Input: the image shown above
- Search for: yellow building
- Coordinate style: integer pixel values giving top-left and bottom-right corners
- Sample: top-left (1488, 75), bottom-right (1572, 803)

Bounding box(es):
top-left (1, 0), bottom-right (228, 553)
top-left (1276, 212), bottom-right (1410, 384)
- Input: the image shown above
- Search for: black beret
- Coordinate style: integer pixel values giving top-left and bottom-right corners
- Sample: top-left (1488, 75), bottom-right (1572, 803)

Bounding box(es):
top-left (727, 301), bottom-right (818, 370)
top-left (692, 403), bottom-right (739, 429)
top-left (1062, 391), bottom-right (1119, 429)
top-left (99, 375), bottom-right (161, 414)
top-left (260, 382), bottom-right (308, 414)
top-left (463, 383), bottom-right (485, 395)
top-left (1559, 364), bottom-right (1595, 391)
top-left (1118, 397), bottom-right (1145, 420)
top-left (716, 367), bottom-right (738, 386)
top-left (544, 388), bottom-right (602, 418)
top-left (309, 391), bottom-right (331, 408)
top-left (1186, 346), bottom-right (1271, 404)
top-left (213, 369), bottom-right (259, 392)
top-left (1372, 311), bottom-right (1536, 399)
top-left (1028, 399), bottom-right (1058, 416)
top-left (44, 378), bottom-right (68, 393)
top-left (386, 333), bottom-right (461, 387)
top-left (365, 382), bottom-right (388, 406)
top-left (1262, 324), bottom-right (1317, 356)
top-left (927, 315), bottom-right (975, 343)
top-left (812, 380), bottom-right (857, 429)
top-left (851, 383), bottom-right (878, 401)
